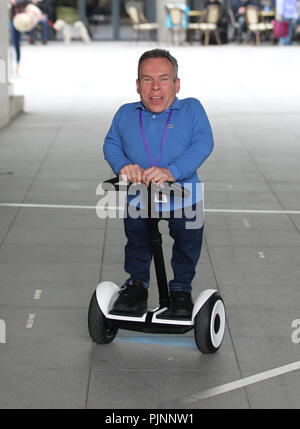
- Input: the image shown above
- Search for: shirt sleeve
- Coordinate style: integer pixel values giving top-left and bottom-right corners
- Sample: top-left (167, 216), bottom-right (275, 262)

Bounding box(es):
top-left (103, 107), bottom-right (132, 176)
top-left (167, 100), bottom-right (214, 181)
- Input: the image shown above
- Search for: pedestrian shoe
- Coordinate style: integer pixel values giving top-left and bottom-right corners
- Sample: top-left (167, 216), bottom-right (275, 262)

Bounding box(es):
top-left (111, 280), bottom-right (148, 315)
top-left (170, 291), bottom-right (193, 317)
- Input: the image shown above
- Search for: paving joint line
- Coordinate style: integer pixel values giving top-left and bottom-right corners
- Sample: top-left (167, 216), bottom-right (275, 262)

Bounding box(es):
top-left (203, 233), bottom-right (252, 408)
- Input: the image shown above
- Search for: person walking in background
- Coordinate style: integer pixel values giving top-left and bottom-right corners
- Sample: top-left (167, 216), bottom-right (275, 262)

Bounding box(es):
top-left (9, 0), bottom-right (29, 76)
top-left (232, 0), bottom-right (258, 42)
top-left (276, 0), bottom-right (298, 44)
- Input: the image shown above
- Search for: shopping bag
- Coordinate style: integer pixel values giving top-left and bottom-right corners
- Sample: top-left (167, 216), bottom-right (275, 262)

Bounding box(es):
top-left (13, 4), bottom-right (42, 32)
top-left (272, 20), bottom-right (289, 38)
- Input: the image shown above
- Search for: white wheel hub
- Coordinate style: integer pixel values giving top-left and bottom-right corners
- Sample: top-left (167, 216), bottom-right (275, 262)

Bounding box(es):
top-left (210, 299), bottom-right (226, 348)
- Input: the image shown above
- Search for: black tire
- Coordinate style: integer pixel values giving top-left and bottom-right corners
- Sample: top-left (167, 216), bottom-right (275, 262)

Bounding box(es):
top-left (88, 291), bottom-right (118, 344)
top-left (194, 292), bottom-right (225, 354)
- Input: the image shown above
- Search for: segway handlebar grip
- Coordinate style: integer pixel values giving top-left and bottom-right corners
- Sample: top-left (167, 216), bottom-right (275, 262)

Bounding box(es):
top-left (102, 177), bottom-right (190, 198)
top-left (102, 176), bottom-right (127, 191)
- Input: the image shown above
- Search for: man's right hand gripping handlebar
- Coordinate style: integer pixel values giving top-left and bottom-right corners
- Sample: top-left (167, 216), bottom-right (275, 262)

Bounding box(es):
top-left (119, 164), bottom-right (175, 187)
top-left (104, 165), bottom-right (190, 199)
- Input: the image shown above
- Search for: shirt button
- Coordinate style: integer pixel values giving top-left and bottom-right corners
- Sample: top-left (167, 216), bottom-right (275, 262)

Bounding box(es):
top-left (152, 115), bottom-right (156, 119)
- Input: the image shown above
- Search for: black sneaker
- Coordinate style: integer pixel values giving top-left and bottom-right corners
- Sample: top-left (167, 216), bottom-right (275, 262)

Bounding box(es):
top-left (170, 291), bottom-right (193, 317)
top-left (111, 280), bottom-right (148, 315)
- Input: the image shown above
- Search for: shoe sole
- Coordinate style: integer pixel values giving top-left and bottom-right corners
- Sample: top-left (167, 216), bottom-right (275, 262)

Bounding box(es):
top-left (110, 301), bottom-right (148, 316)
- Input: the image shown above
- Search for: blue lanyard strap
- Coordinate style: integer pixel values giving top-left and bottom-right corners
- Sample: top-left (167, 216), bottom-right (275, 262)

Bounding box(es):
top-left (139, 109), bottom-right (173, 167)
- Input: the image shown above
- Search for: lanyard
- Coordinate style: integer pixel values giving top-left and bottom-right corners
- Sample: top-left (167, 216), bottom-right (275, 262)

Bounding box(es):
top-left (139, 109), bottom-right (173, 167)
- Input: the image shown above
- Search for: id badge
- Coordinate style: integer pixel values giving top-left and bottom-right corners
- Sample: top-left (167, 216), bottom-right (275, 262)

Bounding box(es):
top-left (154, 191), bottom-right (168, 203)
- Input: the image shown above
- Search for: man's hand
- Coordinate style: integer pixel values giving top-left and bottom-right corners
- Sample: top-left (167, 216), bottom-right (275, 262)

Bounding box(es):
top-left (142, 167), bottom-right (175, 187)
top-left (119, 164), bottom-right (144, 184)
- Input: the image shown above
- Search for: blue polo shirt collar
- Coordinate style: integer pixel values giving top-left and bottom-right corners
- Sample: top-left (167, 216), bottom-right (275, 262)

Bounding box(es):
top-left (136, 96), bottom-right (180, 112)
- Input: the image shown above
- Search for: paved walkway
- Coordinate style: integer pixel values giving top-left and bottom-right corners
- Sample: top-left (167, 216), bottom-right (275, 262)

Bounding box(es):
top-left (0, 41), bottom-right (300, 409)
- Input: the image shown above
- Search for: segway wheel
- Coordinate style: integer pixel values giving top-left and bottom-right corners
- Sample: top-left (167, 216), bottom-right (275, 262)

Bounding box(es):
top-left (88, 291), bottom-right (118, 344)
top-left (194, 292), bottom-right (225, 354)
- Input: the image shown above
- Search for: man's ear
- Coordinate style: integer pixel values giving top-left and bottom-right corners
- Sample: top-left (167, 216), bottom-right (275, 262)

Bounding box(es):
top-left (175, 78), bottom-right (180, 94)
top-left (136, 79), bottom-right (140, 94)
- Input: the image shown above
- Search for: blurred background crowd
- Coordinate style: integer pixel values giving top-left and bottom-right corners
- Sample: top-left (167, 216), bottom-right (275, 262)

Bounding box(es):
top-left (8, 0), bottom-right (300, 45)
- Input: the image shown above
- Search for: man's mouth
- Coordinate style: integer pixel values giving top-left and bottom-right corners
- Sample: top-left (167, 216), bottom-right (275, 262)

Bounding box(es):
top-left (150, 96), bottom-right (164, 104)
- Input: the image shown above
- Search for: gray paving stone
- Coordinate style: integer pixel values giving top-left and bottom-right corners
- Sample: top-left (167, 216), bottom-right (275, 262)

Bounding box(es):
top-left (12, 207), bottom-right (104, 230)
top-left (0, 243), bottom-right (102, 264)
top-left (205, 212), bottom-right (297, 231)
top-left (5, 225), bottom-right (104, 247)
top-left (0, 261), bottom-right (100, 307)
top-left (0, 177), bottom-right (32, 202)
top-left (245, 373), bottom-right (300, 409)
top-left (204, 181), bottom-right (271, 193)
top-left (0, 307), bottom-right (91, 408)
top-left (289, 214), bottom-right (300, 231)
top-left (87, 337), bottom-right (248, 409)
top-left (0, 227), bottom-right (8, 243)
top-left (209, 245), bottom-right (300, 286)
top-left (273, 191), bottom-right (300, 211)
top-left (0, 207), bottom-right (19, 226)
top-left (24, 179), bottom-right (101, 205)
top-left (205, 191), bottom-right (283, 210)
top-left (205, 228), bottom-right (300, 247)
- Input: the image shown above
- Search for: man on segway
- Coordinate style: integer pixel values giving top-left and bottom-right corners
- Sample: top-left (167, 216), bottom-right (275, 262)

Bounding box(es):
top-left (103, 49), bottom-right (214, 317)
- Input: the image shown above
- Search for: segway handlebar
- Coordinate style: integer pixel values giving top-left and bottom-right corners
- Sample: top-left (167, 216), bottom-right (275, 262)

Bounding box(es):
top-left (102, 176), bottom-right (190, 199)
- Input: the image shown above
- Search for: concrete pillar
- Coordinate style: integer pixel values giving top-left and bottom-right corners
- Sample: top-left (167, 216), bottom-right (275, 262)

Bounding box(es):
top-left (78, 0), bottom-right (87, 22)
top-left (155, 0), bottom-right (187, 43)
top-left (0, 0), bottom-right (24, 128)
top-left (146, 0), bottom-right (156, 22)
top-left (0, 0), bottom-right (9, 128)
top-left (112, 0), bottom-right (120, 40)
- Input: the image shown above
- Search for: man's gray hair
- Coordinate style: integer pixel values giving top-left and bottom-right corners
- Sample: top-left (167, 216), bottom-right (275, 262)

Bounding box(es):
top-left (138, 49), bottom-right (179, 81)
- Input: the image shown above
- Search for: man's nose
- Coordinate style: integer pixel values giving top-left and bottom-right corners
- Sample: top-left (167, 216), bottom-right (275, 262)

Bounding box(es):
top-left (151, 80), bottom-right (160, 90)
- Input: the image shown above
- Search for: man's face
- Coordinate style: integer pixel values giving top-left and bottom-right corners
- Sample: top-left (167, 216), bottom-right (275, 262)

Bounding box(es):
top-left (136, 57), bottom-right (180, 113)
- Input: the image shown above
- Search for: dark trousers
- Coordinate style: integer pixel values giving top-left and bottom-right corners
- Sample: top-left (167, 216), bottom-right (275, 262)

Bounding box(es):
top-left (124, 205), bottom-right (204, 293)
top-left (237, 15), bottom-right (246, 41)
top-left (29, 16), bottom-right (49, 42)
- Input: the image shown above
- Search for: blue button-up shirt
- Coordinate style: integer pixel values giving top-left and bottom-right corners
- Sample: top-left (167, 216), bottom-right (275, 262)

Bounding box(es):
top-left (103, 96), bottom-right (214, 209)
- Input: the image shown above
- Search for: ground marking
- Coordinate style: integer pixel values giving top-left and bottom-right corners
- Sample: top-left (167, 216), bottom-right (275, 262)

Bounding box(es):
top-left (181, 360), bottom-right (300, 404)
top-left (26, 313), bottom-right (36, 329)
top-left (243, 218), bottom-right (251, 228)
top-left (1, 203), bottom-right (300, 215)
top-left (33, 289), bottom-right (42, 300)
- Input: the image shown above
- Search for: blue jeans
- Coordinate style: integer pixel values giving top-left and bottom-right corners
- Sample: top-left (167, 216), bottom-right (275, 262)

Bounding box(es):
top-left (30, 16), bottom-right (49, 42)
top-left (279, 18), bottom-right (294, 45)
top-left (123, 205), bottom-right (204, 293)
top-left (10, 21), bottom-right (21, 63)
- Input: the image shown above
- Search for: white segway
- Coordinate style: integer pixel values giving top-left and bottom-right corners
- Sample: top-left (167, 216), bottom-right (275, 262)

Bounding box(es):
top-left (88, 177), bottom-right (226, 353)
